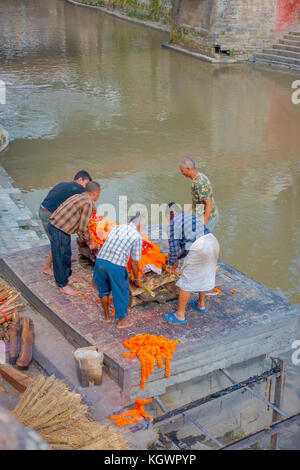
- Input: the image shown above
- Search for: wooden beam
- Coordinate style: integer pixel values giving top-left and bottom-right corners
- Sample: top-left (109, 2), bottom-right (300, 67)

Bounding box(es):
top-left (0, 365), bottom-right (34, 392)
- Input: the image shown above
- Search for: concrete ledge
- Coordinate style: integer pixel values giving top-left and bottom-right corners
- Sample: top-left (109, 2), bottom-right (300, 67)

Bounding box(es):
top-left (162, 42), bottom-right (237, 64)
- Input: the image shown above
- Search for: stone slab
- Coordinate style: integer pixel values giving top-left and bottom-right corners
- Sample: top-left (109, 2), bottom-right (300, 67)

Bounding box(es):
top-left (0, 243), bottom-right (299, 399)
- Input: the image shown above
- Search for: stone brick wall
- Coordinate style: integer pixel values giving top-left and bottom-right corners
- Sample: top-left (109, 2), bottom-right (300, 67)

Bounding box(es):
top-left (212, 0), bottom-right (278, 57)
top-left (276, 0), bottom-right (300, 33)
top-left (172, 0), bottom-right (300, 60)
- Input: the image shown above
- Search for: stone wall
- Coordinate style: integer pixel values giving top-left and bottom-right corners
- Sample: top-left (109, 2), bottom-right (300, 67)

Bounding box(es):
top-left (276, 0), bottom-right (300, 33)
top-left (171, 0), bottom-right (300, 60)
top-left (212, 0), bottom-right (278, 57)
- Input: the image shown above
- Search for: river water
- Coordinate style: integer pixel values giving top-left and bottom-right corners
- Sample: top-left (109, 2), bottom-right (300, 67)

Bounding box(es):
top-left (0, 0), bottom-right (299, 448)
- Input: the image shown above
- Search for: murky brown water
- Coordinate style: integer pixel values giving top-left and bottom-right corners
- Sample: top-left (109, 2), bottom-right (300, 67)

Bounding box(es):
top-left (0, 0), bottom-right (299, 448)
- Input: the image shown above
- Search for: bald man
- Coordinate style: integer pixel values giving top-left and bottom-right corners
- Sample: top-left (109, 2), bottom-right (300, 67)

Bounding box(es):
top-left (179, 157), bottom-right (219, 234)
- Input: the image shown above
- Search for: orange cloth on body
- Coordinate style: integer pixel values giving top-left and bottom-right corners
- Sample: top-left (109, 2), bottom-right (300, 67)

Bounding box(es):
top-left (89, 213), bottom-right (167, 277)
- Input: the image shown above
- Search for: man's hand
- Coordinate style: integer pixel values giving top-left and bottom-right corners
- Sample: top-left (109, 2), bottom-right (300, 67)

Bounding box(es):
top-left (88, 241), bottom-right (98, 251)
top-left (203, 198), bottom-right (213, 226)
top-left (134, 278), bottom-right (143, 288)
top-left (166, 262), bottom-right (179, 274)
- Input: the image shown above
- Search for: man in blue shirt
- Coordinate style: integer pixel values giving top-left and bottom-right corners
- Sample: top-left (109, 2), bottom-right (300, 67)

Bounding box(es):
top-left (39, 170), bottom-right (92, 276)
top-left (164, 203), bottom-right (219, 324)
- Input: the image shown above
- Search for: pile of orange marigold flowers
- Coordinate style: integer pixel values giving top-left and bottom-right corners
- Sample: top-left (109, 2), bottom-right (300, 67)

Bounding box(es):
top-left (123, 334), bottom-right (178, 390)
top-left (110, 398), bottom-right (153, 427)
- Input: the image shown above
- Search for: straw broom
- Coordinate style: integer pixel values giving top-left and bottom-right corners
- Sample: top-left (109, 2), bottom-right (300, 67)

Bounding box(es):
top-left (12, 375), bottom-right (128, 450)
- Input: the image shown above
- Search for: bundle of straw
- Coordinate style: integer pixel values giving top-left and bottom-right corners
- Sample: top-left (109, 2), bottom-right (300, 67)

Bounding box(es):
top-left (12, 375), bottom-right (128, 450)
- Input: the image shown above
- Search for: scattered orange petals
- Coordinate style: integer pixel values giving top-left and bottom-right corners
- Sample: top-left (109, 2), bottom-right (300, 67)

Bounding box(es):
top-left (232, 289), bottom-right (238, 293)
top-left (84, 293), bottom-right (88, 297)
top-left (112, 309), bottom-right (115, 318)
top-left (77, 291), bottom-right (81, 295)
top-left (123, 334), bottom-right (178, 390)
top-left (110, 399), bottom-right (153, 427)
top-left (214, 287), bottom-right (222, 293)
top-left (95, 297), bottom-right (100, 302)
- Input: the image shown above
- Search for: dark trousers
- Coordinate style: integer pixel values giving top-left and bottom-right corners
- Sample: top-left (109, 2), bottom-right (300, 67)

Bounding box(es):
top-left (48, 223), bottom-right (72, 288)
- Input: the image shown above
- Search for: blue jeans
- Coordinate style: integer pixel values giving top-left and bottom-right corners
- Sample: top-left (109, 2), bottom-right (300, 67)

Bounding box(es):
top-left (93, 259), bottom-right (129, 320)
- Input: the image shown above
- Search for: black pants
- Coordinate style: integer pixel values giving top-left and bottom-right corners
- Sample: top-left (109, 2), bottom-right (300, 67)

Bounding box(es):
top-left (48, 223), bottom-right (72, 288)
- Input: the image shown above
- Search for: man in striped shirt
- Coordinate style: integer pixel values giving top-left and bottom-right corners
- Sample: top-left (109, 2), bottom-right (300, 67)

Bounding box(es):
top-left (49, 181), bottom-right (100, 296)
top-left (93, 213), bottom-right (145, 329)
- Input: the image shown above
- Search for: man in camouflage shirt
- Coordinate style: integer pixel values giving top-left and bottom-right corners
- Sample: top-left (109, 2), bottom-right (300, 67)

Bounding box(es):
top-left (179, 157), bottom-right (219, 233)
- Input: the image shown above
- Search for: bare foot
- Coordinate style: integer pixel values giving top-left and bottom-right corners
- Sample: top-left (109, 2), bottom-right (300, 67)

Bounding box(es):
top-left (68, 276), bottom-right (83, 285)
top-left (104, 317), bottom-right (112, 323)
top-left (60, 285), bottom-right (78, 296)
top-left (71, 257), bottom-right (77, 263)
top-left (43, 268), bottom-right (53, 276)
top-left (117, 316), bottom-right (133, 329)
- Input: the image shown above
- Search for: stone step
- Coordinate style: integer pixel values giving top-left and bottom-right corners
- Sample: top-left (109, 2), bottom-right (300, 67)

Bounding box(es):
top-left (264, 48), bottom-right (300, 60)
top-left (289, 31), bottom-right (300, 36)
top-left (280, 39), bottom-right (300, 47)
top-left (255, 52), bottom-right (300, 66)
top-left (283, 35), bottom-right (300, 44)
top-left (254, 56), bottom-right (300, 71)
top-left (274, 44), bottom-right (300, 53)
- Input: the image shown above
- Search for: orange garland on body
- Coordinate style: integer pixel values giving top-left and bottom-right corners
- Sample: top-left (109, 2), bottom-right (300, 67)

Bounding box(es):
top-left (88, 213), bottom-right (167, 277)
top-left (110, 398), bottom-right (153, 427)
top-left (123, 334), bottom-right (178, 390)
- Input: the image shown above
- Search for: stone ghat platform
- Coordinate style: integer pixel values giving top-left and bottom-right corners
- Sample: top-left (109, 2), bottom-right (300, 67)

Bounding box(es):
top-left (1, 243), bottom-right (299, 399)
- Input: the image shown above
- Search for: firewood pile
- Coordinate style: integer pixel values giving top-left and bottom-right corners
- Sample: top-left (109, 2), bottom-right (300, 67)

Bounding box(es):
top-left (0, 282), bottom-right (25, 342)
top-left (129, 271), bottom-right (179, 307)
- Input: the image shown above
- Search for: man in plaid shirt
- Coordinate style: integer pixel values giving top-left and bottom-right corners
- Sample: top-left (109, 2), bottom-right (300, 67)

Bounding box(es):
top-left (49, 181), bottom-right (100, 296)
top-left (93, 213), bottom-right (145, 329)
top-left (167, 207), bottom-right (209, 268)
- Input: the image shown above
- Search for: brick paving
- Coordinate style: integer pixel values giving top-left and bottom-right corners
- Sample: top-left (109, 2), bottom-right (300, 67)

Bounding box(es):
top-left (1, 241), bottom-right (299, 398)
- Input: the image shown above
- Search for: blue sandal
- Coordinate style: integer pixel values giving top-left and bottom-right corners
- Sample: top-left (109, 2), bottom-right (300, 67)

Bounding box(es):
top-left (163, 312), bottom-right (187, 324)
top-left (189, 300), bottom-right (208, 313)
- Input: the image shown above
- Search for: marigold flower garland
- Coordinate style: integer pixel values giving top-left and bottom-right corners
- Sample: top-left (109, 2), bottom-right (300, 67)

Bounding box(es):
top-left (110, 398), bottom-right (153, 427)
top-left (123, 334), bottom-right (178, 390)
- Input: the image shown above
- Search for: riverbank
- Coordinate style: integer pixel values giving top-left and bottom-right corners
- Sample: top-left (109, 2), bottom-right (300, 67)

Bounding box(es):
top-left (0, 166), bottom-right (49, 256)
top-left (64, 0), bottom-right (170, 34)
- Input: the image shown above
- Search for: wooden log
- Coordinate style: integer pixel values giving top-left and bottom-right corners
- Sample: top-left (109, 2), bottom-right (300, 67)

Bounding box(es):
top-left (0, 304), bottom-right (25, 324)
top-left (0, 288), bottom-right (9, 302)
top-left (6, 293), bottom-right (21, 306)
top-left (16, 318), bottom-right (34, 370)
top-left (0, 365), bottom-right (34, 392)
top-left (129, 271), bottom-right (177, 297)
top-left (9, 311), bottom-right (21, 365)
